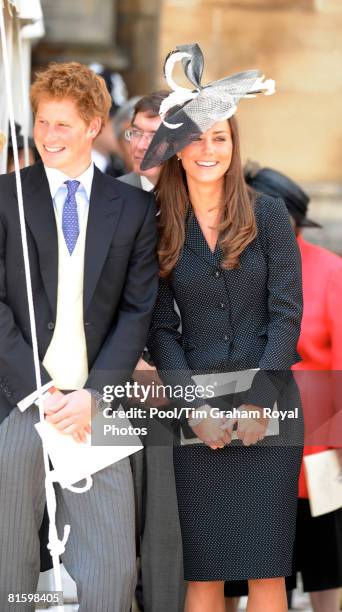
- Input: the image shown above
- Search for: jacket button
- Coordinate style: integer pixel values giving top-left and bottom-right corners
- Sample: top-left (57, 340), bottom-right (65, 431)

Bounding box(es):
top-left (84, 321), bottom-right (92, 327)
top-left (47, 322), bottom-right (55, 330)
top-left (218, 302), bottom-right (227, 310)
top-left (212, 269), bottom-right (221, 278)
top-left (223, 334), bottom-right (231, 342)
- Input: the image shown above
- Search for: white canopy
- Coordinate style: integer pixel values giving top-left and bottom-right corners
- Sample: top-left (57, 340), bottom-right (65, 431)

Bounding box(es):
top-left (0, 0), bottom-right (44, 172)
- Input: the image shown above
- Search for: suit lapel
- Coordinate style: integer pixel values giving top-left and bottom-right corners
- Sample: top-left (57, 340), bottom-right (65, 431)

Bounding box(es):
top-left (184, 207), bottom-right (242, 299)
top-left (83, 166), bottom-right (124, 312)
top-left (21, 162), bottom-right (58, 317)
top-left (184, 208), bottom-right (220, 267)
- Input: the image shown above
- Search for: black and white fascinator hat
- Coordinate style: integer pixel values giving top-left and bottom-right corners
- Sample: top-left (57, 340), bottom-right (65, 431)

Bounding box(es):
top-left (141, 43), bottom-right (275, 170)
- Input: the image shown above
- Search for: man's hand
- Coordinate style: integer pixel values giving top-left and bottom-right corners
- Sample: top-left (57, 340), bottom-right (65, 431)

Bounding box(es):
top-left (191, 415), bottom-right (231, 450)
top-left (44, 389), bottom-right (91, 441)
top-left (132, 357), bottom-right (170, 407)
top-left (220, 404), bottom-right (268, 447)
top-left (43, 388), bottom-right (65, 411)
top-left (73, 423), bottom-right (91, 444)
top-left (134, 356), bottom-right (156, 372)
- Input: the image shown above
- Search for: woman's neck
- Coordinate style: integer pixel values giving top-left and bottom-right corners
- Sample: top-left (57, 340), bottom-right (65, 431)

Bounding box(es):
top-left (187, 178), bottom-right (224, 217)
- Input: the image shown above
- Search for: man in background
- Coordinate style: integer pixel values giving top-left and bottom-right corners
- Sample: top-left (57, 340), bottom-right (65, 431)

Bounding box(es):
top-left (90, 63), bottom-right (128, 177)
top-left (119, 91), bottom-right (187, 612)
top-left (119, 91), bottom-right (168, 191)
top-left (6, 122), bottom-right (37, 172)
top-left (113, 96), bottom-right (142, 174)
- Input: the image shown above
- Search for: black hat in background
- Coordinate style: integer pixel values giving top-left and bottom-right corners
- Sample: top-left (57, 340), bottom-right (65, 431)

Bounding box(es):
top-left (89, 63), bottom-right (128, 117)
top-left (245, 163), bottom-right (322, 228)
top-left (8, 122), bottom-right (34, 151)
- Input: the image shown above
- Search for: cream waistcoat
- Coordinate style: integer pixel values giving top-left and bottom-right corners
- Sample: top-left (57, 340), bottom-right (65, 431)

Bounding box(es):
top-left (43, 209), bottom-right (89, 389)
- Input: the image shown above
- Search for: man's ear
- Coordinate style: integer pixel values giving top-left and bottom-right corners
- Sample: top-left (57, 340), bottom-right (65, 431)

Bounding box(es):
top-left (88, 117), bottom-right (102, 140)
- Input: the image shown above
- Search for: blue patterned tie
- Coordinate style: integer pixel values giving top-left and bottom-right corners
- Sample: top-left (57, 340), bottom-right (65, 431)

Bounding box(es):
top-left (62, 180), bottom-right (80, 255)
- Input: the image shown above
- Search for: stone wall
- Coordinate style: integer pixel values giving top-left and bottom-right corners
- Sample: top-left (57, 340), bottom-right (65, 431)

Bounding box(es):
top-left (34, 0), bottom-right (127, 70)
top-left (301, 184), bottom-right (342, 254)
top-left (116, 0), bottom-right (160, 95)
top-left (33, 0), bottom-right (161, 96)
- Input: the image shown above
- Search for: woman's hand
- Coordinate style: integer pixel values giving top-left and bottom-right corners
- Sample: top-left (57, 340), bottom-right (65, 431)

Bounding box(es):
top-left (191, 415), bottom-right (232, 450)
top-left (220, 404), bottom-right (268, 447)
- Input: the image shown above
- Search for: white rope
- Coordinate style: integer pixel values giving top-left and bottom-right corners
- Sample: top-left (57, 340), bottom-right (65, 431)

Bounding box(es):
top-left (0, 6), bottom-right (67, 609)
top-left (66, 476), bottom-right (93, 494)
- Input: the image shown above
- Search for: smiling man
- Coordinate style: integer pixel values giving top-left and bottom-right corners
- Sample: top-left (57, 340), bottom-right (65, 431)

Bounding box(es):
top-left (0, 62), bottom-right (158, 611)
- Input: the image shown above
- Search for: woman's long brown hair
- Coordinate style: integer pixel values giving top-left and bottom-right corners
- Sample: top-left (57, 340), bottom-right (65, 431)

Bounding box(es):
top-left (155, 115), bottom-right (257, 278)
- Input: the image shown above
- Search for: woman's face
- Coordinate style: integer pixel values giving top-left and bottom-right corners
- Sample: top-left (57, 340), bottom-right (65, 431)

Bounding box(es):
top-left (178, 120), bottom-right (233, 185)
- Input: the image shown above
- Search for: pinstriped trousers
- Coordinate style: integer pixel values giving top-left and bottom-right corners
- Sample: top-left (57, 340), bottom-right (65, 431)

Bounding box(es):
top-left (0, 406), bottom-right (136, 612)
top-left (131, 447), bottom-right (186, 612)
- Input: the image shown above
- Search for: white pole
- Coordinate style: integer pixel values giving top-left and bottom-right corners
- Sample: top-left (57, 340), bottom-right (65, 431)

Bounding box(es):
top-left (15, 17), bottom-right (30, 166)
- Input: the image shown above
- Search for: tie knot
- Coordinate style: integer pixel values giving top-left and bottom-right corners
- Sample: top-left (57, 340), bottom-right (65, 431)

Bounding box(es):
top-left (64, 180), bottom-right (80, 196)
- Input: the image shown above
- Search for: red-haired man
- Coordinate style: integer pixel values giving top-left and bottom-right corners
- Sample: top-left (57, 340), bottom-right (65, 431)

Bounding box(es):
top-left (0, 62), bottom-right (158, 611)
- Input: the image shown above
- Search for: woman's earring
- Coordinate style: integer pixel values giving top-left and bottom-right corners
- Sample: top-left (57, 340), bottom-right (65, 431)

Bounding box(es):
top-left (177, 156), bottom-right (181, 161)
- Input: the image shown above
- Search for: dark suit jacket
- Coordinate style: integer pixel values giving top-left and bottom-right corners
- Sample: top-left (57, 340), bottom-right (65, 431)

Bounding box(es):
top-left (147, 195), bottom-right (303, 410)
top-left (0, 161), bottom-right (158, 424)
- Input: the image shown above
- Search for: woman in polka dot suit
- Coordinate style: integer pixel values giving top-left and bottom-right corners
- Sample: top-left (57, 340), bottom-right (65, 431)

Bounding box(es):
top-left (144, 102), bottom-right (304, 611)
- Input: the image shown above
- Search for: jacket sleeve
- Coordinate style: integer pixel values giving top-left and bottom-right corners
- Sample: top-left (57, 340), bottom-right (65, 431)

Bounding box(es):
top-left (247, 197), bottom-right (303, 407)
top-left (86, 195), bottom-right (159, 393)
top-left (147, 278), bottom-right (187, 370)
top-left (0, 216), bottom-right (51, 408)
top-left (146, 277), bottom-right (208, 412)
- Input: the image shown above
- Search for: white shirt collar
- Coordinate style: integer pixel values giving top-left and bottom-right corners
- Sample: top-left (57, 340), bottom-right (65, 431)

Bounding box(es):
top-left (44, 162), bottom-right (94, 200)
top-left (91, 150), bottom-right (108, 174)
top-left (140, 175), bottom-right (155, 192)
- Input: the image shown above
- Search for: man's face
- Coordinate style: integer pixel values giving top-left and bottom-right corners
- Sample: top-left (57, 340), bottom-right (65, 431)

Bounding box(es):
top-left (34, 97), bottom-right (101, 177)
top-left (130, 111), bottom-right (162, 183)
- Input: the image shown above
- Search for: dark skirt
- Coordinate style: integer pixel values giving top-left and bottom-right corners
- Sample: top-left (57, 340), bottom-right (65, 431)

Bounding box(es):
top-left (224, 499), bottom-right (342, 595)
top-left (291, 498), bottom-right (342, 592)
top-left (173, 441), bottom-right (303, 582)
